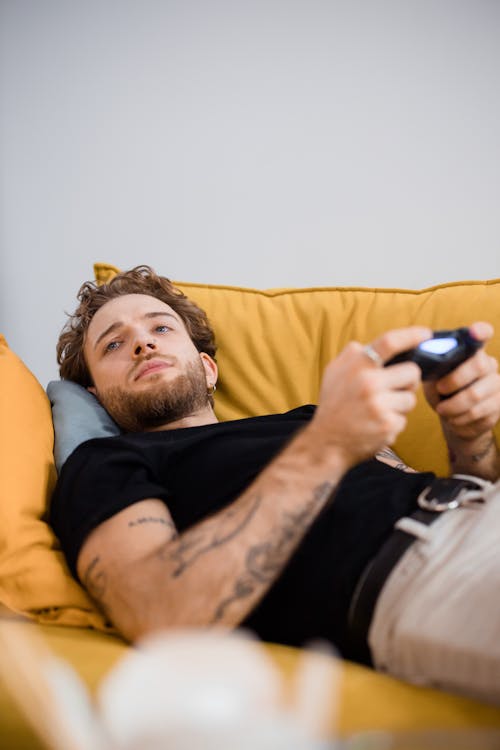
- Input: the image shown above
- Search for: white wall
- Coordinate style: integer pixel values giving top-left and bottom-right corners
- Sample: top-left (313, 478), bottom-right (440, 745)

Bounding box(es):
top-left (1, 0), bottom-right (499, 386)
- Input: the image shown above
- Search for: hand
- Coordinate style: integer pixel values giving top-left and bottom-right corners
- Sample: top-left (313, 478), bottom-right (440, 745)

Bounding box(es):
top-left (312, 326), bottom-right (432, 467)
top-left (424, 322), bottom-right (500, 441)
top-left (423, 322), bottom-right (500, 480)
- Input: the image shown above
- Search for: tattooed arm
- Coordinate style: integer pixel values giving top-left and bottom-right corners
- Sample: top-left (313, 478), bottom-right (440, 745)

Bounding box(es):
top-left (77, 325), bottom-right (428, 642)
top-left (77, 428), bottom-right (345, 642)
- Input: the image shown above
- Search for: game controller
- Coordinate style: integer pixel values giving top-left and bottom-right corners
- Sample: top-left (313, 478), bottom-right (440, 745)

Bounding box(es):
top-left (384, 327), bottom-right (483, 380)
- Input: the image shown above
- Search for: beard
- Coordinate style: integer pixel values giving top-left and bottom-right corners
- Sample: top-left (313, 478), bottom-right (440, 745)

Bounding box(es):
top-left (96, 359), bottom-right (210, 432)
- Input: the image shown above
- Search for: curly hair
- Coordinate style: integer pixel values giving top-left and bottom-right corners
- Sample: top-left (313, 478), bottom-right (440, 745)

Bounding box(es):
top-left (57, 265), bottom-right (217, 387)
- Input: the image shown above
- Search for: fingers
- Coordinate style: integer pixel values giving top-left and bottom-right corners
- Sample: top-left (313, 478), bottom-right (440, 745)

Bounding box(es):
top-left (379, 387), bottom-right (418, 416)
top-left (383, 416), bottom-right (408, 447)
top-left (316, 334), bottom-right (424, 461)
top-left (336, 341), bottom-right (421, 391)
top-left (358, 327), bottom-right (430, 394)
top-left (436, 350), bottom-right (498, 400)
top-left (381, 358), bottom-right (421, 391)
top-left (436, 320), bottom-right (494, 397)
top-left (357, 323), bottom-right (500, 448)
top-left (436, 370), bottom-right (500, 423)
top-left (468, 321), bottom-right (494, 343)
top-left (355, 390), bottom-right (411, 446)
top-left (353, 342), bottom-right (420, 420)
top-left (434, 342), bottom-right (500, 440)
top-left (367, 326), bottom-right (433, 364)
top-left (365, 323), bottom-right (494, 371)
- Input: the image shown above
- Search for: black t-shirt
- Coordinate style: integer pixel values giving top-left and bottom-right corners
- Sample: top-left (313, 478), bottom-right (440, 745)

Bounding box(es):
top-left (50, 405), bottom-right (435, 659)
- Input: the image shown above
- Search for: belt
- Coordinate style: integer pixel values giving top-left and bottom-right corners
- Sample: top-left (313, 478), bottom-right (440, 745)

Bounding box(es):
top-left (347, 475), bottom-right (485, 665)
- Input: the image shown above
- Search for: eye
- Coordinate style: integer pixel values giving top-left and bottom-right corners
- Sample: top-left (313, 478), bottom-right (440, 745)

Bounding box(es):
top-left (104, 340), bottom-right (121, 353)
top-left (155, 325), bottom-right (171, 333)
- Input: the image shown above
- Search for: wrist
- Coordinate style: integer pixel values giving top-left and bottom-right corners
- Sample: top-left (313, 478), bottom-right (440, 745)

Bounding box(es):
top-left (444, 426), bottom-right (500, 480)
top-left (302, 418), bottom-right (361, 474)
top-left (445, 426), bottom-right (494, 456)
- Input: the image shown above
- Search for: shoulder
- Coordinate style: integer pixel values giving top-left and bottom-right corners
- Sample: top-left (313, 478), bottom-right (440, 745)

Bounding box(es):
top-left (52, 433), bottom-right (166, 509)
top-left (49, 433), bottom-right (173, 572)
top-left (60, 433), bottom-right (146, 473)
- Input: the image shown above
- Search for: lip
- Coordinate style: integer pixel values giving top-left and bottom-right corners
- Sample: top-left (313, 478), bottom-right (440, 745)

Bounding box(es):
top-left (135, 360), bottom-right (171, 381)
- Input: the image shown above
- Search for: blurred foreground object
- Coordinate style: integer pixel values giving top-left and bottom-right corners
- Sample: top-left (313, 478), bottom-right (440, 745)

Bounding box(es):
top-left (0, 621), bottom-right (340, 750)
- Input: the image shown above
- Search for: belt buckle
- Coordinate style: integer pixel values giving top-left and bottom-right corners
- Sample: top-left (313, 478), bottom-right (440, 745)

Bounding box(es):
top-left (417, 478), bottom-right (483, 513)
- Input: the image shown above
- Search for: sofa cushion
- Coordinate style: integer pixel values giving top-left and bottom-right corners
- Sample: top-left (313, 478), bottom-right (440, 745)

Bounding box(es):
top-left (0, 335), bottom-right (109, 630)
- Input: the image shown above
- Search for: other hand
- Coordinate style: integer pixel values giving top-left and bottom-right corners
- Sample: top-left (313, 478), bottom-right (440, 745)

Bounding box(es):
top-left (424, 321), bottom-right (500, 442)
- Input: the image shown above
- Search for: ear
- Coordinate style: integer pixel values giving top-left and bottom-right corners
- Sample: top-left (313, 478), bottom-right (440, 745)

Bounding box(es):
top-left (200, 352), bottom-right (218, 389)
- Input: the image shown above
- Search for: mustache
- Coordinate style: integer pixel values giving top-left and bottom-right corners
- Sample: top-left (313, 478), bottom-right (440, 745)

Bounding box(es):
top-left (131, 354), bottom-right (177, 380)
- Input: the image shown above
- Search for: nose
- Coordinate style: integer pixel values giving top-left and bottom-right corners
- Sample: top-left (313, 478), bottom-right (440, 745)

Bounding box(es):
top-left (133, 336), bottom-right (157, 357)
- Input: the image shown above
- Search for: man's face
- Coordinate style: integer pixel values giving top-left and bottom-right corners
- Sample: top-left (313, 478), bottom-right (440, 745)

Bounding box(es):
top-left (84, 294), bottom-right (217, 431)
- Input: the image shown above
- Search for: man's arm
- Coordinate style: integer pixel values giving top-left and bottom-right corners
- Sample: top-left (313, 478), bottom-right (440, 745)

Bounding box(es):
top-left (77, 326), bottom-right (430, 642)
top-left (77, 430), bottom-right (345, 642)
top-left (423, 322), bottom-right (500, 481)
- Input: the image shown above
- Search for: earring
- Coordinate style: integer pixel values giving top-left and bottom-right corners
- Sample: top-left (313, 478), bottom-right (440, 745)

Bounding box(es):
top-left (207, 383), bottom-right (217, 396)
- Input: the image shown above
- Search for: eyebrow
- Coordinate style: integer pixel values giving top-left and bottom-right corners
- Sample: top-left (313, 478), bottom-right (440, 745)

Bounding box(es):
top-left (93, 312), bottom-right (179, 350)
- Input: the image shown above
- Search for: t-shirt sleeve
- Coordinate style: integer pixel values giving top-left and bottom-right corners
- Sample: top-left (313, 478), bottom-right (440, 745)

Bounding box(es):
top-left (49, 437), bottom-right (171, 580)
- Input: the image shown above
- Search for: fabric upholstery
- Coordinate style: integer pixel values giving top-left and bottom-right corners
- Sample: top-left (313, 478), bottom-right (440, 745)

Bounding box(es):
top-left (0, 335), bottom-right (109, 630)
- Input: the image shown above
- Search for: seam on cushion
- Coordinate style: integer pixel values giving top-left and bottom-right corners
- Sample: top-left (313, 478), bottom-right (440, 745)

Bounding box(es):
top-left (173, 278), bottom-right (500, 298)
top-left (93, 263), bottom-right (500, 298)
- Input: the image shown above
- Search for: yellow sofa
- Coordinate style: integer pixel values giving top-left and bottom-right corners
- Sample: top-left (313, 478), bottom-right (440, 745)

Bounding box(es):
top-left (2, 264), bottom-right (500, 747)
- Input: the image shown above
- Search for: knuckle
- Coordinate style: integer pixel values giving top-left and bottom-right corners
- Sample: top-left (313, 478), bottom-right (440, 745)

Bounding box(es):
top-left (408, 362), bottom-right (421, 383)
top-left (385, 413), bottom-right (400, 433)
top-left (468, 385), bottom-right (482, 405)
top-left (407, 392), bottom-right (417, 410)
top-left (358, 371), bottom-right (378, 396)
top-left (467, 404), bottom-right (481, 421)
top-left (478, 352), bottom-right (497, 375)
top-left (345, 341), bottom-right (361, 356)
top-left (484, 416), bottom-right (496, 430)
top-left (390, 415), bottom-right (406, 439)
top-left (380, 330), bottom-right (397, 351)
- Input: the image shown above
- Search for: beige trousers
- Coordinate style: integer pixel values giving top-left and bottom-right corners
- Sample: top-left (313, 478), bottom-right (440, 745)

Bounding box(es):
top-left (369, 476), bottom-right (500, 706)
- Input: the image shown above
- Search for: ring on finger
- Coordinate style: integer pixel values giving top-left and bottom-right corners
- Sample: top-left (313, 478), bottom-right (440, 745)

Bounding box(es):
top-left (363, 344), bottom-right (384, 367)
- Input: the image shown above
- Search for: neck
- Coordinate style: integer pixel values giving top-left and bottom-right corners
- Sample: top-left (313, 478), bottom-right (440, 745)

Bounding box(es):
top-left (145, 405), bottom-right (219, 432)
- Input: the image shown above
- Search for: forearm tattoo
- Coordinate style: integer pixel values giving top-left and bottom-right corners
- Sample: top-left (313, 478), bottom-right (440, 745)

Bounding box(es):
top-left (81, 480), bottom-right (336, 628)
top-left (164, 493), bottom-right (262, 577)
top-left (211, 480), bottom-right (335, 623)
top-left (376, 447), bottom-right (413, 472)
top-left (449, 436), bottom-right (497, 465)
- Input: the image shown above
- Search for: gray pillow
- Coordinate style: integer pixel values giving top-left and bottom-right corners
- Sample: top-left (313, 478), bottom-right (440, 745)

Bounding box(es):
top-left (46, 380), bottom-right (121, 472)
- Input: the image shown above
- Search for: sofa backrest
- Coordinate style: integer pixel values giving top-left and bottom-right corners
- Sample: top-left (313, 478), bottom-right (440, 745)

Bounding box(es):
top-left (97, 264), bottom-right (500, 475)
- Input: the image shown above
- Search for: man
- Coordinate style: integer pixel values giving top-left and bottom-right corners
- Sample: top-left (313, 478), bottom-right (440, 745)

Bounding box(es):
top-left (50, 265), bottom-right (500, 705)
